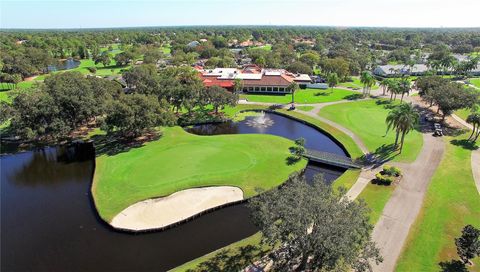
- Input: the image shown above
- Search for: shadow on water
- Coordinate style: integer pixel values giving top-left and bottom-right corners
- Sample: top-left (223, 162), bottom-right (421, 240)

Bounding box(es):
top-left (90, 132), bottom-right (160, 157)
top-left (185, 244), bottom-right (269, 272)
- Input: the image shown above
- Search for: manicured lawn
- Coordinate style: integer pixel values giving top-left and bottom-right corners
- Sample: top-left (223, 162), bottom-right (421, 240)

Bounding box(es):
top-left (318, 99), bottom-right (423, 162)
top-left (333, 169), bottom-right (361, 191)
top-left (92, 126), bottom-right (307, 221)
top-left (339, 77), bottom-right (379, 90)
top-left (251, 44), bottom-right (272, 51)
top-left (296, 105), bottom-right (314, 112)
top-left (240, 88), bottom-right (359, 104)
top-left (396, 135), bottom-right (480, 271)
top-left (161, 45), bottom-right (172, 54)
top-left (358, 182), bottom-right (395, 224)
top-left (455, 108), bottom-right (478, 121)
top-left (468, 77), bottom-right (480, 88)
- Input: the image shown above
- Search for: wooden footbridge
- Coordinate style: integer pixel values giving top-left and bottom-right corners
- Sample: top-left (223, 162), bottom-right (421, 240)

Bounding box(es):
top-left (304, 149), bottom-right (361, 169)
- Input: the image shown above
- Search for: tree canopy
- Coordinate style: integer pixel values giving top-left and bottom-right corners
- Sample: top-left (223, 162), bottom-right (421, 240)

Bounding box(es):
top-left (249, 174), bottom-right (382, 271)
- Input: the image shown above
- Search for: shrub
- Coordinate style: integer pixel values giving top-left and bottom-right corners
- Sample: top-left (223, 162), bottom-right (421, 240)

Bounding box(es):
top-left (383, 165), bottom-right (401, 177)
top-left (375, 173), bottom-right (394, 185)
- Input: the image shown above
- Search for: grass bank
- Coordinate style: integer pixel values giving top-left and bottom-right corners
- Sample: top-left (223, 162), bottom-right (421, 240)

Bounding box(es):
top-left (276, 109), bottom-right (364, 159)
top-left (318, 99), bottom-right (423, 162)
top-left (92, 126), bottom-right (307, 221)
top-left (396, 135), bottom-right (480, 271)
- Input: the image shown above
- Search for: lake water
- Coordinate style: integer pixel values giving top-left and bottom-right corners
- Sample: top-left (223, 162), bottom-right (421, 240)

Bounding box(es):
top-left (1, 112), bottom-right (347, 271)
top-left (48, 58), bottom-right (81, 72)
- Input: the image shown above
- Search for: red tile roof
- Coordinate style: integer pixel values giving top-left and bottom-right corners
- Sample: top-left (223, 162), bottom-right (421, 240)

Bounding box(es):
top-left (199, 74), bottom-right (234, 88)
top-left (243, 75), bottom-right (292, 87)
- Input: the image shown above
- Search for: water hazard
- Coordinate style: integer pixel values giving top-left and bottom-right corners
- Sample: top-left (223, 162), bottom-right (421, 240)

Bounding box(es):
top-left (1, 112), bottom-right (348, 271)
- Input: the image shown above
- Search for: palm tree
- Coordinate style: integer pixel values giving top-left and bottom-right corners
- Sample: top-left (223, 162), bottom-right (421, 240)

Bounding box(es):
top-left (399, 78), bottom-right (411, 102)
top-left (379, 78), bottom-right (391, 96)
top-left (288, 82), bottom-right (299, 104)
top-left (326, 73), bottom-right (339, 93)
top-left (233, 78), bottom-right (243, 94)
top-left (387, 79), bottom-right (400, 102)
top-left (360, 71), bottom-right (376, 97)
top-left (466, 113), bottom-right (480, 142)
top-left (386, 103), bottom-right (419, 153)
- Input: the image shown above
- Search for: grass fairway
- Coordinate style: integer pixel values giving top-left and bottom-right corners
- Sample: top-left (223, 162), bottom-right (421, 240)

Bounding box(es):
top-left (92, 126), bottom-right (306, 221)
top-left (296, 105), bottom-right (314, 112)
top-left (240, 88), bottom-right (359, 104)
top-left (318, 99), bottom-right (423, 162)
top-left (468, 77), bottom-right (480, 88)
top-left (396, 136), bottom-right (480, 271)
top-left (339, 76), bottom-right (379, 90)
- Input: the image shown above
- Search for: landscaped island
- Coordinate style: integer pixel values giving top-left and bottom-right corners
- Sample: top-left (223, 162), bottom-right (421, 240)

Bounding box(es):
top-left (92, 126), bottom-right (307, 230)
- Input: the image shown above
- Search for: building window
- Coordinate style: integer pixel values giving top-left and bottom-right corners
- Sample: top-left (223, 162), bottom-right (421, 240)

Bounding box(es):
top-left (273, 87), bottom-right (278, 92)
top-left (267, 87), bottom-right (273, 92)
top-left (261, 87), bottom-right (266, 92)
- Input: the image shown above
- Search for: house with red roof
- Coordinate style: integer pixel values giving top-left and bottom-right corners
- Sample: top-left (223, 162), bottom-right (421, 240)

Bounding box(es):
top-left (196, 65), bottom-right (311, 94)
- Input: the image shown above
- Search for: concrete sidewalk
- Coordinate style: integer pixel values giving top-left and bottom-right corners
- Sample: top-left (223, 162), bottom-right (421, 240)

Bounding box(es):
top-left (371, 133), bottom-right (445, 272)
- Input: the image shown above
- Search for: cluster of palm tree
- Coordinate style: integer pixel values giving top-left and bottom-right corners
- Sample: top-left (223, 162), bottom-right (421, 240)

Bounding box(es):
top-left (466, 113), bottom-right (480, 143)
top-left (360, 71), bottom-right (376, 97)
top-left (386, 103), bottom-right (420, 153)
top-left (427, 55), bottom-right (480, 77)
top-left (379, 77), bottom-right (411, 102)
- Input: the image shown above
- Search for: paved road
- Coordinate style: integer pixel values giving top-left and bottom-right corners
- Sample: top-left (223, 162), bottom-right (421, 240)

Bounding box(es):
top-left (371, 133), bottom-right (445, 272)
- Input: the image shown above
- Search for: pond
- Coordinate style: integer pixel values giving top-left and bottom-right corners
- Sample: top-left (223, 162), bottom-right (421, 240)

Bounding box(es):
top-left (48, 58), bottom-right (81, 72)
top-left (1, 112), bottom-right (348, 271)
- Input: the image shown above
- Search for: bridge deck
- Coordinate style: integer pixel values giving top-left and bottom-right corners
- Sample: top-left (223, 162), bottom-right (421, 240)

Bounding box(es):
top-left (304, 149), bottom-right (361, 169)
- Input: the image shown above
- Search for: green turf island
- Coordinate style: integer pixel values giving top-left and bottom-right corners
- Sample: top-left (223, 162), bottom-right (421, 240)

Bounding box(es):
top-left (92, 126), bottom-right (307, 223)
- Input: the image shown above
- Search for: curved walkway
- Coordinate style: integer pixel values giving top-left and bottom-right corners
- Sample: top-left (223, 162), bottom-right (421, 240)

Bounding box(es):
top-left (472, 149), bottom-right (480, 194)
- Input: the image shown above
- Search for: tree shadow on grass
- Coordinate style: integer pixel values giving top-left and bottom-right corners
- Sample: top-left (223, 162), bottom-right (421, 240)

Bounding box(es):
top-left (439, 260), bottom-right (468, 272)
top-left (343, 93), bottom-right (363, 100)
top-left (450, 139), bottom-right (479, 151)
top-left (286, 155), bottom-right (302, 165)
top-left (185, 245), bottom-right (268, 272)
top-left (91, 132), bottom-right (161, 157)
top-left (314, 91), bottom-right (329, 96)
top-left (357, 144), bottom-right (399, 167)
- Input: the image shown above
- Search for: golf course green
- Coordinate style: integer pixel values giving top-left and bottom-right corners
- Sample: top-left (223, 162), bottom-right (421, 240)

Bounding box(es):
top-left (92, 126), bottom-right (307, 222)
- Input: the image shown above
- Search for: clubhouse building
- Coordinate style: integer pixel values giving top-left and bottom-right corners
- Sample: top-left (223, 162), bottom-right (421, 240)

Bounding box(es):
top-left (196, 65), bottom-right (312, 93)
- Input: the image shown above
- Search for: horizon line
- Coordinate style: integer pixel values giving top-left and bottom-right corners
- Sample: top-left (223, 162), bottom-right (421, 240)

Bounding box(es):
top-left (2, 24), bottom-right (480, 31)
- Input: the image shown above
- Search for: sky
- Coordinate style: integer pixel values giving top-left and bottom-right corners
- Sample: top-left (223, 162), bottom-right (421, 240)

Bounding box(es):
top-left (1, 0), bottom-right (479, 29)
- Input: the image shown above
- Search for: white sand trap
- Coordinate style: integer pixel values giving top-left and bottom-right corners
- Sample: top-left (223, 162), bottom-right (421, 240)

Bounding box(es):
top-left (110, 186), bottom-right (243, 231)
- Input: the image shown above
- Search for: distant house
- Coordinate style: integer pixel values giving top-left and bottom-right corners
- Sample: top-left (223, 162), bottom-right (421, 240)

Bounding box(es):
top-left (373, 64), bottom-right (429, 77)
top-left (196, 65), bottom-right (311, 93)
top-left (186, 41), bottom-right (200, 48)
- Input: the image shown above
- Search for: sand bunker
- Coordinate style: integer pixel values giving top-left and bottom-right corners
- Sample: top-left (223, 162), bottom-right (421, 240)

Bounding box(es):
top-left (110, 186), bottom-right (243, 231)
